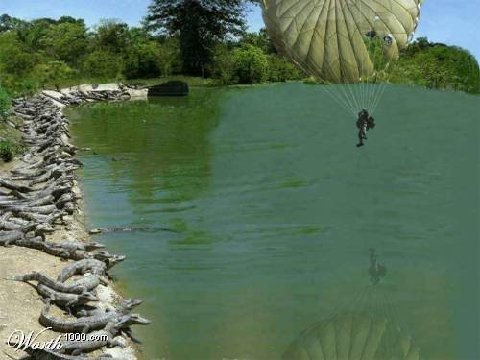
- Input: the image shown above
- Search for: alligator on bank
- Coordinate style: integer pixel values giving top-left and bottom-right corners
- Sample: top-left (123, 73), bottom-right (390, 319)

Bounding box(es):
top-left (88, 226), bottom-right (179, 235)
top-left (39, 300), bottom-right (151, 333)
top-left (57, 319), bottom-right (127, 355)
top-left (6, 271), bottom-right (106, 294)
top-left (57, 258), bottom-right (124, 282)
top-left (74, 299), bottom-right (143, 318)
top-left (35, 284), bottom-right (99, 311)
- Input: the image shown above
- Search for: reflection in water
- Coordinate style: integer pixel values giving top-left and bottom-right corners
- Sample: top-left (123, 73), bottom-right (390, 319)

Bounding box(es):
top-left (284, 250), bottom-right (421, 360)
top-left (69, 84), bottom-right (479, 359)
top-left (284, 311), bottom-right (420, 360)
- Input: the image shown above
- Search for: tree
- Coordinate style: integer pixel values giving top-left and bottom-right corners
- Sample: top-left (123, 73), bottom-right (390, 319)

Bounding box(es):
top-left (82, 50), bottom-right (124, 80)
top-left (93, 19), bottom-right (129, 54)
top-left (0, 13), bottom-right (28, 33)
top-left (144, 0), bottom-right (249, 76)
top-left (232, 44), bottom-right (269, 84)
top-left (33, 60), bottom-right (75, 90)
top-left (124, 28), bottom-right (163, 79)
top-left (40, 21), bottom-right (88, 65)
top-left (0, 32), bottom-right (37, 77)
top-left (240, 28), bottom-right (277, 54)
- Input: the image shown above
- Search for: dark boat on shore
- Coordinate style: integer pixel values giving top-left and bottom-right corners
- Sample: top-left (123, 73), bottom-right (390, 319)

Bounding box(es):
top-left (147, 81), bottom-right (189, 97)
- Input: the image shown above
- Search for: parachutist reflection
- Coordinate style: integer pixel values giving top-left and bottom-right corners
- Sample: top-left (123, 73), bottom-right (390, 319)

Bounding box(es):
top-left (369, 248), bottom-right (387, 285)
top-left (356, 109), bottom-right (375, 147)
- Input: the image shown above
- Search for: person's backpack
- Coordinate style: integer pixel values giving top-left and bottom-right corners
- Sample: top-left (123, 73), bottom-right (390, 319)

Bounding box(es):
top-left (367, 116), bottom-right (375, 130)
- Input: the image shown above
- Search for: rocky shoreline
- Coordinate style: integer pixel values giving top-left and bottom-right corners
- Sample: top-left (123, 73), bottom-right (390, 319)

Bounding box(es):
top-left (0, 84), bottom-right (149, 359)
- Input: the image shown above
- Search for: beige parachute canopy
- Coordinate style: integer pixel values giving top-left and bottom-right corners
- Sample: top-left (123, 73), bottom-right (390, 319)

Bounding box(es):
top-left (261, 0), bottom-right (423, 83)
top-left (283, 312), bottom-right (421, 360)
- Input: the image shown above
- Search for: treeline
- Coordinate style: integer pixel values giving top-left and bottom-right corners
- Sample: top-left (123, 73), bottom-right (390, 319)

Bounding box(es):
top-left (389, 37), bottom-right (480, 93)
top-left (0, 14), bottom-right (181, 94)
top-left (0, 13), bottom-right (301, 97)
top-left (0, 4), bottom-right (478, 101)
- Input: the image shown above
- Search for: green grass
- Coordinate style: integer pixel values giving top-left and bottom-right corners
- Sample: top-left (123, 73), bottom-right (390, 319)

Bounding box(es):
top-left (0, 116), bottom-right (25, 163)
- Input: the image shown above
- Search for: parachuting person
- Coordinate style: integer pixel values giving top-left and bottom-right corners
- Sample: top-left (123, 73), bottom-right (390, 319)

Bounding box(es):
top-left (356, 109), bottom-right (375, 147)
top-left (261, 0), bottom-right (422, 146)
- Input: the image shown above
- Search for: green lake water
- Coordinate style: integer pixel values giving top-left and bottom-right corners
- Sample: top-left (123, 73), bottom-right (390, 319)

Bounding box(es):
top-left (68, 84), bottom-right (479, 360)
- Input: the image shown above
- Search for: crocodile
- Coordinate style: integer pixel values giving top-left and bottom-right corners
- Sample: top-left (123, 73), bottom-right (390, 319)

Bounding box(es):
top-left (39, 301), bottom-right (151, 333)
top-left (6, 204), bottom-right (58, 215)
top-left (8, 272), bottom-right (86, 294)
top-left (0, 178), bottom-right (33, 193)
top-left (66, 274), bottom-right (107, 291)
top-left (57, 318), bottom-right (127, 355)
top-left (57, 259), bottom-right (107, 282)
top-left (15, 238), bottom-right (88, 260)
top-left (75, 298), bottom-right (143, 318)
top-left (56, 241), bottom-right (105, 253)
top-left (0, 230), bottom-right (24, 246)
top-left (36, 284), bottom-right (98, 311)
top-left (88, 225), bottom-right (178, 235)
top-left (87, 251), bottom-right (126, 266)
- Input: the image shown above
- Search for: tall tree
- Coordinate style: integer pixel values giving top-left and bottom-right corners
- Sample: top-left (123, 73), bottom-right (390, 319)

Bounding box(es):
top-left (144, 0), bottom-right (249, 76)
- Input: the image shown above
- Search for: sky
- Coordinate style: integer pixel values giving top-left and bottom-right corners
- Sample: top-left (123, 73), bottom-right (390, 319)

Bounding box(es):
top-left (0, 0), bottom-right (479, 60)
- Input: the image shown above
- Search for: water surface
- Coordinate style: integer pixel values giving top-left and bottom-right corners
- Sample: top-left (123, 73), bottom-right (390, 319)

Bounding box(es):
top-left (68, 84), bottom-right (479, 360)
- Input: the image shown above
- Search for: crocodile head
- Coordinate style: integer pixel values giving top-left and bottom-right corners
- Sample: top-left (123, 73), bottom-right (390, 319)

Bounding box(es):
top-left (106, 254), bottom-right (127, 268)
top-left (92, 251), bottom-right (126, 267)
top-left (84, 241), bottom-right (106, 251)
top-left (79, 292), bottom-right (99, 303)
top-left (121, 298), bottom-right (143, 310)
top-left (126, 314), bottom-right (151, 326)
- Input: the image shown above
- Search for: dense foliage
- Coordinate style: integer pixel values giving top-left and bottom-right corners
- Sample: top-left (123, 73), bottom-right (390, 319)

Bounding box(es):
top-left (0, 139), bottom-right (13, 162)
top-left (388, 37), bottom-right (480, 93)
top-left (0, 10), bottom-right (478, 97)
top-left (0, 85), bottom-right (10, 120)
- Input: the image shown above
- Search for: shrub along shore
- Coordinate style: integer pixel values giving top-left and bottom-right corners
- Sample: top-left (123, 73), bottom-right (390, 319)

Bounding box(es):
top-left (0, 84), bottom-right (149, 359)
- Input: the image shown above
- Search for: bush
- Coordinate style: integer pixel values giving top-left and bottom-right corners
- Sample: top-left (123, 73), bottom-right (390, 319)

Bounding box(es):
top-left (232, 44), bottom-right (269, 84)
top-left (0, 86), bottom-right (11, 121)
top-left (211, 44), bottom-right (236, 85)
top-left (267, 55), bottom-right (303, 82)
top-left (33, 60), bottom-right (75, 90)
top-left (389, 38), bottom-right (480, 94)
top-left (81, 50), bottom-right (125, 80)
top-left (0, 140), bottom-right (13, 162)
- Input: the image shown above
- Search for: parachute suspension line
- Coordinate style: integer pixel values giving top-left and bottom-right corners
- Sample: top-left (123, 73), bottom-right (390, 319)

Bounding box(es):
top-left (312, 63), bottom-right (356, 115)
top-left (379, 287), bottom-right (410, 336)
top-left (326, 284), bottom-right (370, 321)
top-left (323, 69), bottom-right (359, 116)
top-left (320, 82), bottom-right (357, 116)
top-left (367, 34), bottom-right (381, 112)
top-left (361, 75), bottom-right (368, 110)
top-left (310, 64), bottom-right (355, 115)
top-left (332, 71), bottom-right (359, 114)
top-left (359, 0), bottom-right (376, 113)
top-left (361, 49), bottom-right (372, 112)
top-left (368, 60), bottom-right (386, 114)
top-left (371, 81), bottom-right (388, 114)
top-left (343, 81), bottom-right (361, 113)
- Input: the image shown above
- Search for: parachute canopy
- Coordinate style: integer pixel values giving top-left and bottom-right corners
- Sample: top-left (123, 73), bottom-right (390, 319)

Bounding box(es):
top-left (261, 0), bottom-right (422, 83)
top-left (283, 312), bottom-right (421, 360)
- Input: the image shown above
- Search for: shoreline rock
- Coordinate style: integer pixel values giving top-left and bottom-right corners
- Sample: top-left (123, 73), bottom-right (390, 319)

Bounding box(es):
top-left (0, 85), bottom-right (149, 359)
